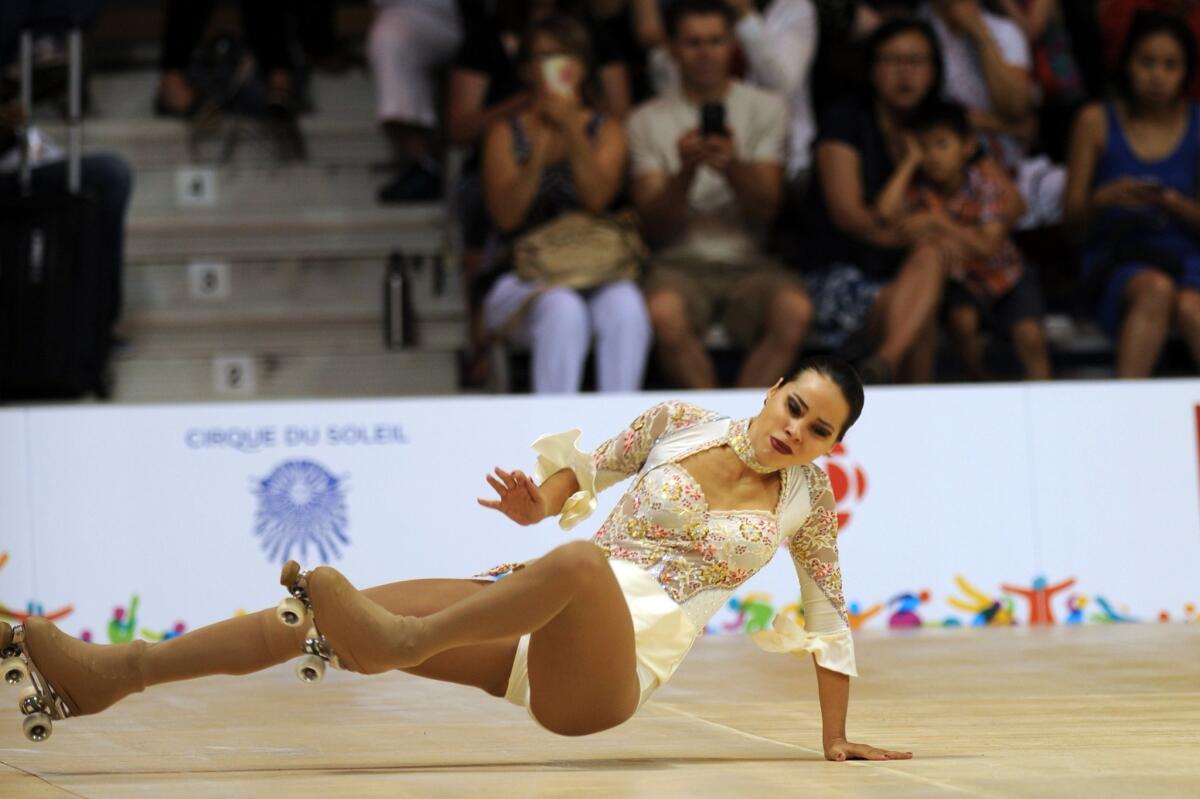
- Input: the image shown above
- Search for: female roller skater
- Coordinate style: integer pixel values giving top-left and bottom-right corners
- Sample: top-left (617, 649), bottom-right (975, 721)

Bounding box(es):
top-left (1, 356), bottom-right (911, 761)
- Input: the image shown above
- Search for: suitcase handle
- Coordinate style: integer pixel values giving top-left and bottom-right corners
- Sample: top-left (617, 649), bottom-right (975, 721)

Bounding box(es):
top-left (17, 26), bottom-right (83, 196)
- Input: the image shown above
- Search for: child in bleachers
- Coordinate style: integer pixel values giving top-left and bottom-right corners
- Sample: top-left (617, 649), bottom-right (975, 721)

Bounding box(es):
top-left (875, 100), bottom-right (1052, 380)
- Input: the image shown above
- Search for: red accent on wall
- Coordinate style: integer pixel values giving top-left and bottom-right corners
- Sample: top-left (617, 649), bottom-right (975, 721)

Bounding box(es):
top-left (827, 462), bottom-right (849, 502)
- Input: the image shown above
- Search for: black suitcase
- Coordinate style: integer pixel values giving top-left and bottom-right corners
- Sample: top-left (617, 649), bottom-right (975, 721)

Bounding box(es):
top-left (0, 26), bottom-right (109, 400)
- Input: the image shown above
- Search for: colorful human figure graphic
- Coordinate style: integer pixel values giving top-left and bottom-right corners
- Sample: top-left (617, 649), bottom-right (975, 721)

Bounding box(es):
top-left (847, 600), bottom-right (883, 630)
top-left (1090, 596), bottom-right (1136, 623)
top-left (1000, 576), bottom-right (1076, 625)
top-left (1066, 594), bottom-right (1088, 625)
top-left (777, 600), bottom-right (805, 628)
top-left (141, 622), bottom-right (187, 641)
top-left (108, 596), bottom-right (140, 643)
top-left (1159, 602), bottom-right (1199, 622)
top-left (0, 551), bottom-right (74, 623)
top-left (948, 575), bottom-right (1015, 626)
top-left (719, 594), bottom-right (776, 633)
top-left (888, 591), bottom-right (929, 629)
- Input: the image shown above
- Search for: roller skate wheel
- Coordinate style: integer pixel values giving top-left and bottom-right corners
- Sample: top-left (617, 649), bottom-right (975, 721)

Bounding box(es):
top-left (1, 657), bottom-right (27, 686)
top-left (17, 689), bottom-right (41, 715)
top-left (296, 654), bottom-right (326, 683)
top-left (280, 560), bottom-right (302, 588)
top-left (23, 712), bottom-right (52, 742)
top-left (276, 597), bottom-right (307, 627)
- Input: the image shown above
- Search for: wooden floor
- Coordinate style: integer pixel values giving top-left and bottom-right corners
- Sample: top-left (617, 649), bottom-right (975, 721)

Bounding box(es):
top-left (2, 624), bottom-right (1198, 798)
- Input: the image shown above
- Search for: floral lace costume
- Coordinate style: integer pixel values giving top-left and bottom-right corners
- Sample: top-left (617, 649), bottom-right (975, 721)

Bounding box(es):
top-left (489, 401), bottom-right (856, 692)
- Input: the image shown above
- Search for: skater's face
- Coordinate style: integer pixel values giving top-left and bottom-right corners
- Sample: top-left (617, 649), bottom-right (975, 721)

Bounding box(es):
top-left (754, 371), bottom-right (850, 468)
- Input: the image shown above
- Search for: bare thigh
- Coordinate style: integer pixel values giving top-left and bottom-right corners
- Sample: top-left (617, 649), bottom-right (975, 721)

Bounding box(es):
top-left (362, 578), bottom-right (518, 697)
top-left (526, 543), bottom-right (640, 735)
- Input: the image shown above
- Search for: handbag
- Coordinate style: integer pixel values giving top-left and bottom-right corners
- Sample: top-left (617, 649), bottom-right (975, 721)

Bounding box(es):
top-left (513, 210), bottom-right (647, 290)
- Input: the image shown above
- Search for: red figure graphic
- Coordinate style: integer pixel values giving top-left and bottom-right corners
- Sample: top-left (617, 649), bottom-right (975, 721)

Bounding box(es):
top-left (822, 444), bottom-right (868, 530)
top-left (1001, 576), bottom-right (1077, 625)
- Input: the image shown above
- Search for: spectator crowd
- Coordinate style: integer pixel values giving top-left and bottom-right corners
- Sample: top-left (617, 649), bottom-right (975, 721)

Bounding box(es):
top-left (4, 0), bottom-right (1200, 395)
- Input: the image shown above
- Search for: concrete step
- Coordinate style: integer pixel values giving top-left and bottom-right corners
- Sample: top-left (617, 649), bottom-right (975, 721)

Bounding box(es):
top-left (121, 302), bottom-right (467, 354)
top-left (126, 162), bottom-right (399, 213)
top-left (37, 71), bottom-right (385, 170)
top-left (86, 69), bottom-right (378, 124)
top-left (43, 116), bottom-right (389, 170)
top-left (125, 205), bottom-right (449, 264)
top-left (111, 347), bottom-right (458, 402)
top-left (124, 256), bottom-right (463, 322)
top-left (117, 319), bottom-right (444, 357)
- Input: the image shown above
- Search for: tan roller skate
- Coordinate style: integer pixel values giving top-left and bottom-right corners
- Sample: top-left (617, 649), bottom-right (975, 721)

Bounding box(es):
top-left (2, 620), bottom-right (61, 741)
top-left (276, 560), bottom-right (344, 682)
top-left (1, 618), bottom-right (148, 742)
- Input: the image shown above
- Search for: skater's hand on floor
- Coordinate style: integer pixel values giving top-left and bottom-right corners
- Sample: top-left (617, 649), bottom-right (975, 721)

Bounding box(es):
top-left (478, 467), bottom-right (548, 526)
top-left (824, 737), bottom-right (913, 762)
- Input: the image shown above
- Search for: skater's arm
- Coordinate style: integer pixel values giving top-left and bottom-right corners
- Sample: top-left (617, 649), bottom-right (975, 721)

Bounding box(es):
top-left (815, 662), bottom-right (913, 761)
top-left (489, 403), bottom-right (722, 531)
top-left (537, 468), bottom-right (582, 518)
top-left (815, 662), bottom-right (849, 752)
top-left (478, 467), bottom-right (579, 526)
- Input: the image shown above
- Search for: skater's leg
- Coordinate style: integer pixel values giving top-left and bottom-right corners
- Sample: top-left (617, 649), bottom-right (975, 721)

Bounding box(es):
top-left (11, 576), bottom-right (523, 718)
top-left (361, 579), bottom-right (519, 698)
top-left (308, 541), bottom-right (640, 733)
top-left (12, 607), bottom-right (311, 716)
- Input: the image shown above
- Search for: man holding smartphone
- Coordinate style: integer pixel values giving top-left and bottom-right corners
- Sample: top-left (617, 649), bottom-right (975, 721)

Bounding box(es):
top-left (628, 0), bottom-right (812, 389)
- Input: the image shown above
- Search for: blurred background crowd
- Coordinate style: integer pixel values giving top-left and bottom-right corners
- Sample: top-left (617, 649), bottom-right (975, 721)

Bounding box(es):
top-left (3, 0), bottom-right (1199, 401)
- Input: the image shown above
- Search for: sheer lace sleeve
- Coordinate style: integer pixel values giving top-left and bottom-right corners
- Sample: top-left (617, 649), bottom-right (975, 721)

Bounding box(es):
top-left (531, 401), bottom-right (719, 531)
top-left (752, 465), bottom-right (857, 676)
top-left (590, 401), bottom-right (721, 490)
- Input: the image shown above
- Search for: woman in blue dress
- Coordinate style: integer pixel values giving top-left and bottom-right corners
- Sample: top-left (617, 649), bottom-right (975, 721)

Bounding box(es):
top-left (1064, 11), bottom-right (1200, 376)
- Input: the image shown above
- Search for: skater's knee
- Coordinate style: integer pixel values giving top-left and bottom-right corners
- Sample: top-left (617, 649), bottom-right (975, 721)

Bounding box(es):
top-left (547, 540), bottom-right (610, 586)
top-left (535, 704), bottom-right (635, 737)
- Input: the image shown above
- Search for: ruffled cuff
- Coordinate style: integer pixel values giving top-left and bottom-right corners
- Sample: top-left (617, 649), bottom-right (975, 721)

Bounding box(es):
top-left (531, 429), bottom-right (598, 531)
top-left (751, 613), bottom-right (858, 677)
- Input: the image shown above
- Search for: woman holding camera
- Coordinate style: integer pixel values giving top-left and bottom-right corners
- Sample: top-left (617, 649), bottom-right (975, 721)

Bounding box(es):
top-left (477, 14), bottom-right (650, 395)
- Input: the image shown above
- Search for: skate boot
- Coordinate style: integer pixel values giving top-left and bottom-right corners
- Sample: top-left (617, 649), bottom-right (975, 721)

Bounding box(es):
top-left (276, 560), bottom-right (345, 682)
top-left (276, 561), bottom-right (422, 676)
top-left (1, 618), bottom-right (146, 742)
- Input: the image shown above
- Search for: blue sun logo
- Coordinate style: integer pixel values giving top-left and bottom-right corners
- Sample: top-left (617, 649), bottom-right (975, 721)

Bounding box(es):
top-left (253, 460), bottom-right (350, 563)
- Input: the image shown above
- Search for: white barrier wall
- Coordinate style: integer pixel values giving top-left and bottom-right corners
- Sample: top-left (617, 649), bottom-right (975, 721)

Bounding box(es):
top-left (1, 380), bottom-right (1198, 642)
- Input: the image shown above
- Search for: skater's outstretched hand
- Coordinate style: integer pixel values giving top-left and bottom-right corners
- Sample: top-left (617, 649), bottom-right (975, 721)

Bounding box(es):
top-left (824, 737), bottom-right (913, 762)
top-left (478, 467), bottom-right (548, 526)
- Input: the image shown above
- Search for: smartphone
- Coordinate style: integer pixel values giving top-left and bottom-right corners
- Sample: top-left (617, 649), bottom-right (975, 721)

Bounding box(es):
top-left (1140, 176), bottom-right (1166, 194)
top-left (541, 55), bottom-right (575, 98)
top-left (700, 102), bottom-right (726, 137)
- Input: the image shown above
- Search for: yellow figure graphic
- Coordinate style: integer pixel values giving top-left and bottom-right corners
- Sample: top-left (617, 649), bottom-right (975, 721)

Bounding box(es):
top-left (948, 575), bottom-right (1014, 626)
